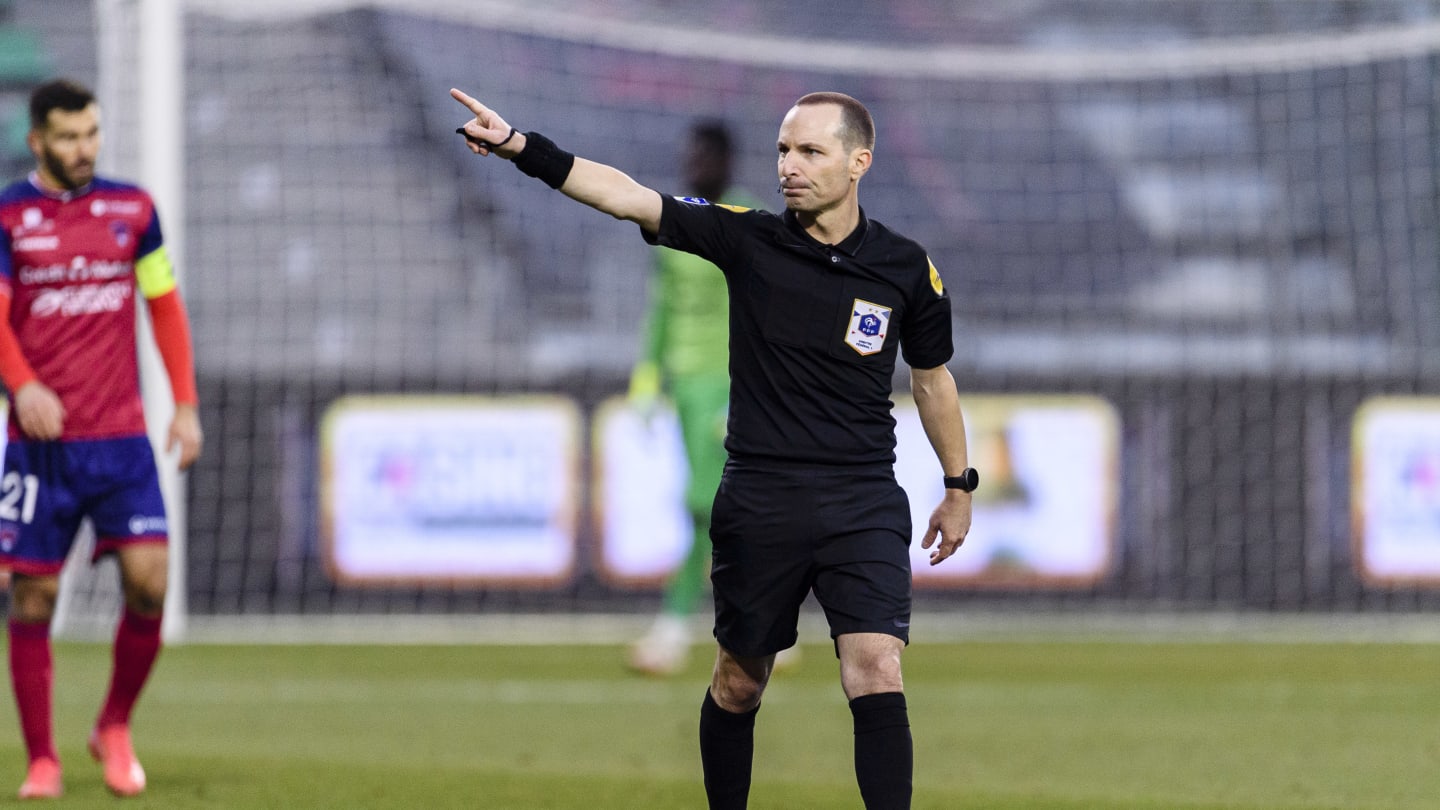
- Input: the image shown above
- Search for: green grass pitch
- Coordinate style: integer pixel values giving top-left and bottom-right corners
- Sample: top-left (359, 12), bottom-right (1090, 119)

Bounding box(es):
top-left (0, 639), bottom-right (1436, 808)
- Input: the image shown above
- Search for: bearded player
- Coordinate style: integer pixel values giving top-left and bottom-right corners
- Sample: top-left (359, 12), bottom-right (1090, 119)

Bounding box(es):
top-left (0, 78), bottom-right (202, 799)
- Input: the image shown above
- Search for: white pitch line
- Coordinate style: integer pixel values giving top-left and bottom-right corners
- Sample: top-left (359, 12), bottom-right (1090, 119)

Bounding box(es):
top-left (178, 611), bottom-right (1440, 646)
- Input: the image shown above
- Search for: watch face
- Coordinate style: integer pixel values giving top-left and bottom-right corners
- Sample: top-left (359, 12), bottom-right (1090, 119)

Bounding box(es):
top-left (946, 469), bottom-right (979, 491)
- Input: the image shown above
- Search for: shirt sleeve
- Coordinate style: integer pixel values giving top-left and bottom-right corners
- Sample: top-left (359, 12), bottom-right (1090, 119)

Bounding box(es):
top-left (0, 220), bottom-right (12, 293)
top-left (900, 254), bottom-right (954, 370)
top-left (641, 194), bottom-right (750, 271)
top-left (145, 288), bottom-right (198, 405)
top-left (134, 208), bottom-right (178, 300)
top-left (0, 227), bottom-right (33, 392)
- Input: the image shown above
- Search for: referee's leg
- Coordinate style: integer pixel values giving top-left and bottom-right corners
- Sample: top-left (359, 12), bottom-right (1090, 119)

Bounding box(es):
top-left (838, 632), bottom-right (912, 810)
top-left (700, 647), bottom-right (774, 810)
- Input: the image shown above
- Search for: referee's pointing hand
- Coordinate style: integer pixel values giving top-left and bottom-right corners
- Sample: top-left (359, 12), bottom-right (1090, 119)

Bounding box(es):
top-left (450, 88), bottom-right (526, 159)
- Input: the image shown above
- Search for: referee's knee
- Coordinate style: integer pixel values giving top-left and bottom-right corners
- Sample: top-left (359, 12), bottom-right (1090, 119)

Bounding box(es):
top-left (709, 678), bottom-right (764, 713)
top-left (710, 650), bottom-right (770, 711)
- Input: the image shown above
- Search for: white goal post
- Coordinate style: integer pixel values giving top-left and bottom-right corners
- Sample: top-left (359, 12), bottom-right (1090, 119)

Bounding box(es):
top-left (54, 0), bottom-right (186, 641)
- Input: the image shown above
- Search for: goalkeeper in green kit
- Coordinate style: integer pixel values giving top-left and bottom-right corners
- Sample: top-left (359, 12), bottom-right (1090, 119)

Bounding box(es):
top-left (627, 120), bottom-right (799, 676)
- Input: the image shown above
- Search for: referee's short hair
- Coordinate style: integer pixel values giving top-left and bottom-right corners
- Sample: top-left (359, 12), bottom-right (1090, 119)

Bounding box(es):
top-left (794, 92), bottom-right (875, 153)
top-left (30, 79), bottom-right (96, 130)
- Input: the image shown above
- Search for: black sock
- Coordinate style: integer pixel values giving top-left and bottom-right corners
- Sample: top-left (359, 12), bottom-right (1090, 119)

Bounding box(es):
top-left (699, 689), bottom-right (758, 809)
top-left (849, 692), bottom-right (913, 810)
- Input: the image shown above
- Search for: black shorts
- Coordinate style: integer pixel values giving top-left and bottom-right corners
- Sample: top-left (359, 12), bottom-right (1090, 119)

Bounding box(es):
top-left (708, 460), bottom-right (913, 658)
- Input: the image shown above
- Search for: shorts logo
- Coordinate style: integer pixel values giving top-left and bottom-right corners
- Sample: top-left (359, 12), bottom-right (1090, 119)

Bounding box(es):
top-left (845, 298), bottom-right (891, 356)
top-left (0, 527), bottom-right (15, 552)
top-left (128, 515), bottom-right (168, 536)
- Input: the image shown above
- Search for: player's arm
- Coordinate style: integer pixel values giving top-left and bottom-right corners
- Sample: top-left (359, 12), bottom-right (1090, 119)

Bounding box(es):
top-left (0, 288), bottom-right (64, 440)
top-left (136, 243), bottom-right (203, 470)
top-left (911, 363), bottom-right (971, 566)
top-left (629, 274), bottom-right (666, 423)
top-left (450, 88), bottom-right (663, 233)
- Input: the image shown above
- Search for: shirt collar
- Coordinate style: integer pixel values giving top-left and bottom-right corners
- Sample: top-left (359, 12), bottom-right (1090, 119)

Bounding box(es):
top-left (782, 206), bottom-right (870, 257)
top-left (28, 172), bottom-right (93, 203)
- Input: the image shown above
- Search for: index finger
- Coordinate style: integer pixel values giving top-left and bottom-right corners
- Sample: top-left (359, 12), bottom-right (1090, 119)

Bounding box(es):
top-left (449, 87), bottom-right (488, 116)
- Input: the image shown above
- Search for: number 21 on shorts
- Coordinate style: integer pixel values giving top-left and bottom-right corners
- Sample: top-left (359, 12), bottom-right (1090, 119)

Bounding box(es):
top-left (0, 472), bottom-right (39, 523)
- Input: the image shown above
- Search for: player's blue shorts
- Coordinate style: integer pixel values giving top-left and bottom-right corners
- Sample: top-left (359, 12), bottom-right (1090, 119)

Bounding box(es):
top-left (0, 435), bottom-right (168, 576)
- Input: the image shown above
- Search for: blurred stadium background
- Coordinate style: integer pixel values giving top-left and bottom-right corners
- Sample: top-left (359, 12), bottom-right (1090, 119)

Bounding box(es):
top-left (5, 0), bottom-right (1440, 641)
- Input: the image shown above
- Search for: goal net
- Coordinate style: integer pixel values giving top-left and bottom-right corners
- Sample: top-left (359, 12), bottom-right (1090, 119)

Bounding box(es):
top-left (45, 0), bottom-right (1440, 638)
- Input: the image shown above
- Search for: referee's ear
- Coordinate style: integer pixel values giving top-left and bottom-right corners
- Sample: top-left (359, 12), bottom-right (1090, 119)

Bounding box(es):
top-left (848, 147), bottom-right (872, 182)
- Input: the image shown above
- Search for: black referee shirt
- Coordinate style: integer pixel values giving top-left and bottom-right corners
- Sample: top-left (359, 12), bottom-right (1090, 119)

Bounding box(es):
top-left (643, 194), bottom-right (954, 466)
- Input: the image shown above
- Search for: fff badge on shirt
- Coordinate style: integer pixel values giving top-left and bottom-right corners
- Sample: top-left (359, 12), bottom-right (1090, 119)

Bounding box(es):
top-left (845, 298), bottom-right (891, 355)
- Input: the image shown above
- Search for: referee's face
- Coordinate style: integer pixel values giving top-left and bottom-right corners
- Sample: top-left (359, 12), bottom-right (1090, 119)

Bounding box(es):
top-left (777, 103), bottom-right (867, 217)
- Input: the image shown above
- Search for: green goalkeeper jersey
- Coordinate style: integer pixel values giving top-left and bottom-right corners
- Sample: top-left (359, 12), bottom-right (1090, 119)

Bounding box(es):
top-left (640, 189), bottom-right (763, 379)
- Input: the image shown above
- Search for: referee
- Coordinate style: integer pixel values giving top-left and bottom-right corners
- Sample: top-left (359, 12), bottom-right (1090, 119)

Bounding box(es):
top-left (452, 87), bottom-right (974, 810)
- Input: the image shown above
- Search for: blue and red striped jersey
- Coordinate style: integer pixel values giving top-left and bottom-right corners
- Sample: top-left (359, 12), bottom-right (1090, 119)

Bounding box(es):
top-left (0, 174), bottom-right (179, 440)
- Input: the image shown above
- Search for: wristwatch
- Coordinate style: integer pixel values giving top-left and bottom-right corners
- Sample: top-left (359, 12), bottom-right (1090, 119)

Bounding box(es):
top-left (943, 468), bottom-right (979, 492)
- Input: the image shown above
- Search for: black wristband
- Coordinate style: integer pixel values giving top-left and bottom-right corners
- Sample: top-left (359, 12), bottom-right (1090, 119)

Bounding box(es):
top-left (512, 131), bottom-right (575, 190)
